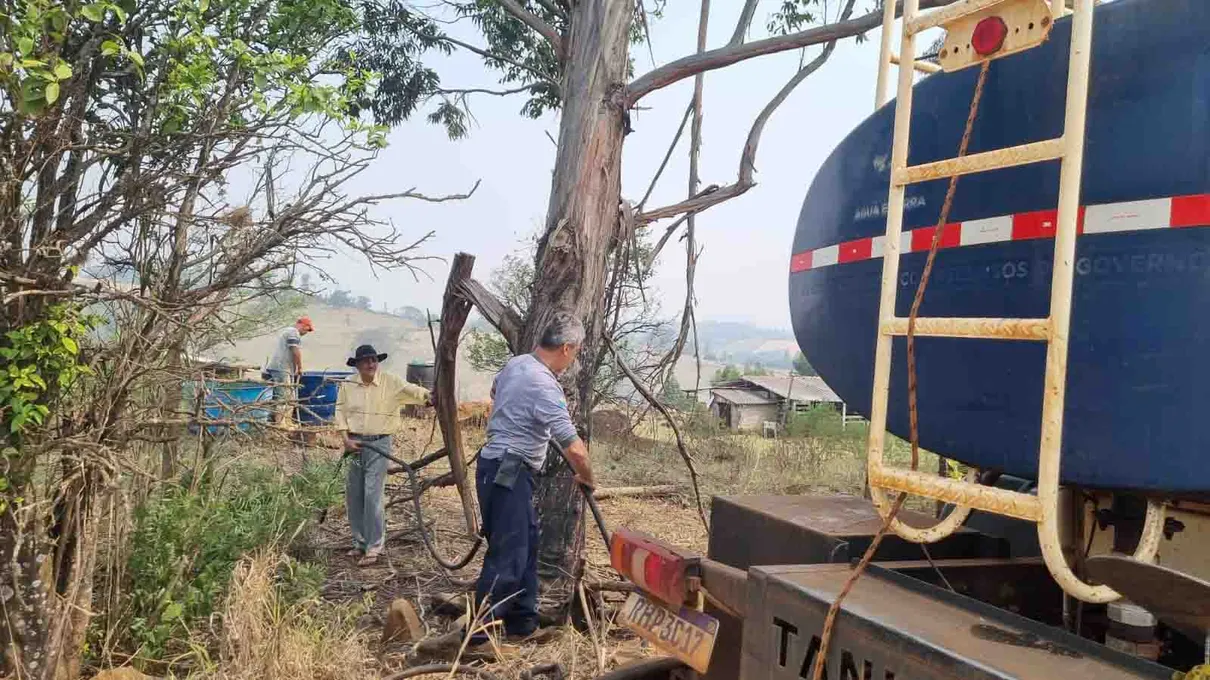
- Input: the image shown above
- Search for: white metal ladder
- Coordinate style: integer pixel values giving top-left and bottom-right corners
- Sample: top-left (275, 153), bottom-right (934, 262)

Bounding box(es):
top-left (863, 0), bottom-right (1164, 604)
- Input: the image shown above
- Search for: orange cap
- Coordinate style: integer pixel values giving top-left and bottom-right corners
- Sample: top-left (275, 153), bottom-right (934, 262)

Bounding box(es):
top-left (297, 316), bottom-right (314, 331)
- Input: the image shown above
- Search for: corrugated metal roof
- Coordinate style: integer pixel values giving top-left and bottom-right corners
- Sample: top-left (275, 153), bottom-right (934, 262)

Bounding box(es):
top-left (739, 375), bottom-right (843, 404)
top-left (710, 388), bottom-right (778, 406)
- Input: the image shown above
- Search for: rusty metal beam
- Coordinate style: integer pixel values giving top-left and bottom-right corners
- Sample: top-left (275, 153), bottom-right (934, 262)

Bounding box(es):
top-left (882, 316), bottom-right (1050, 340)
top-left (895, 138), bottom-right (1064, 185)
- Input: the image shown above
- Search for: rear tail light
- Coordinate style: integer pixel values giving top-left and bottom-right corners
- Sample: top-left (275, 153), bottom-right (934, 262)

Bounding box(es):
top-left (610, 527), bottom-right (692, 607)
top-left (972, 16), bottom-right (1008, 56)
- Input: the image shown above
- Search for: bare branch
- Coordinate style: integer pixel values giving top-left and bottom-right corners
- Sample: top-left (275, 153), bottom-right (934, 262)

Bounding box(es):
top-left (533, 0), bottom-right (567, 19)
top-left (442, 36), bottom-right (561, 90)
top-left (636, 101), bottom-right (693, 212)
top-left (458, 277), bottom-right (522, 350)
top-left (636, 0), bottom-right (658, 67)
top-left (729, 0), bottom-right (761, 46)
top-left (636, 0), bottom-right (855, 226)
top-left (602, 335), bottom-right (708, 531)
top-left (436, 85), bottom-right (535, 97)
top-left (637, 180), bottom-right (738, 224)
top-left (494, 0), bottom-right (565, 57)
top-left (396, 179), bottom-right (482, 203)
top-left (625, 0), bottom-right (959, 105)
top-left (646, 212), bottom-right (691, 269)
top-left (660, 0), bottom-right (712, 377)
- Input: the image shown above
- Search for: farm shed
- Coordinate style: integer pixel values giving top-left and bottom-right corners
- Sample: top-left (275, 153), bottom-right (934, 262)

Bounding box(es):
top-left (708, 375), bottom-right (849, 432)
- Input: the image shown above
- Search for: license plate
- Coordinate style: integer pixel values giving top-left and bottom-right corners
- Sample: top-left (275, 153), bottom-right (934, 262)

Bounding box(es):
top-left (619, 591), bottom-right (719, 673)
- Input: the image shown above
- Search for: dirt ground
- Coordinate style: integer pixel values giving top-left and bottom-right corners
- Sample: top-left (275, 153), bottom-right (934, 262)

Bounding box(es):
top-left (292, 407), bottom-right (926, 678)
top-left (297, 418), bottom-right (712, 679)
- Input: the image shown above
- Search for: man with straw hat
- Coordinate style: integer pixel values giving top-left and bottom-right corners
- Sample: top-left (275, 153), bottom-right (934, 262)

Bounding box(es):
top-left (334, 344), bottom-right (430, 566)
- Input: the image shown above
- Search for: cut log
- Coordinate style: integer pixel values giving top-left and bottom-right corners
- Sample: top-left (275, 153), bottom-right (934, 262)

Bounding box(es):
top-left (382, 598), bottom-right (424, 643)
top-left (591, 485), bottom-right (680, 500)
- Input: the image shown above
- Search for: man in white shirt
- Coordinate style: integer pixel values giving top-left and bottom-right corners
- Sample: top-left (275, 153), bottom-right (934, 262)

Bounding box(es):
top-left (263, 316), bottom-right (313, 425)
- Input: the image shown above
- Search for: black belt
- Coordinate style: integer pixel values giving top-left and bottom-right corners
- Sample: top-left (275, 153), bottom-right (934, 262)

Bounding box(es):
top-left (351, 433), bottom-right (390, 440)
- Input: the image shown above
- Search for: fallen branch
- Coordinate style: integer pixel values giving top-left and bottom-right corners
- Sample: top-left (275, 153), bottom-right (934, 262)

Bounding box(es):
top-left (601, 335), bottom-right (708, 531)
top-left (578, 583), bottom-right (606, 672)
top-left (458, 278), bottom-right (521, 351)
top-left (592, 485), bottom-right (679, 500)
top-left (584, 580), bottom-right (634, 593)
top-left (435, 253), bottom-right (480, 536)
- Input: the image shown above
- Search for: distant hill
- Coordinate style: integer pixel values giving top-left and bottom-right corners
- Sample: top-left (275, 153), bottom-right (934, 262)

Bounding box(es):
top-left (204, 301), bottom-right (496, 401)
top-left (688, 320), bottom-right (799, 371)
top-left (203, 303), bottom-right (800, 402)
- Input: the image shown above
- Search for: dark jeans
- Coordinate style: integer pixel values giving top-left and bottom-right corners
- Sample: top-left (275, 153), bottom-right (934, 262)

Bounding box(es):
top-left (474, 455), bottom-right (539, 638)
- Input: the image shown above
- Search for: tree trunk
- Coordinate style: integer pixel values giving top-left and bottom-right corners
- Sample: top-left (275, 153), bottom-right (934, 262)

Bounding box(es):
top-left (525, 0), bottom-right (634, 620)
top-left (0, 456), bottom-right (54, 678)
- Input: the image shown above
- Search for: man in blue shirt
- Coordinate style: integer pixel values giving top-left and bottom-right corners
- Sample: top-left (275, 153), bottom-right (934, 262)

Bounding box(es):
top-left (474, 311), bottom-right (594, 640)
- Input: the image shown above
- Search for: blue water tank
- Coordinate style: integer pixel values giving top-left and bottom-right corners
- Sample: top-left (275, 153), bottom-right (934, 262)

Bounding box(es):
top-left (185, 380), bottom-right (272, 434)
top-left (297, 370), bottom-right (353, 425)
top-left (789, 0), bottom-right (1210, 494)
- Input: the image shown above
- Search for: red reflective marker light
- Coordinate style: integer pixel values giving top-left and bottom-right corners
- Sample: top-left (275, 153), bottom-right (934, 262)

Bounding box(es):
top-left (610, 527), bottom-right (692, 607)
top-left (971, 16), bottom-right (1008, 56)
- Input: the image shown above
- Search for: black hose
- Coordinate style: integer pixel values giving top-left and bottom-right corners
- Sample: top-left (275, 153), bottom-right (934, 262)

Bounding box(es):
top-left (387, 449), bottom-right (483, 570)
top-left (591, 657), bottom-right (687, 680)
top-left (383, 664), bottom-right (501, 680)
top-left (549, 439), bottom-right (610, 548)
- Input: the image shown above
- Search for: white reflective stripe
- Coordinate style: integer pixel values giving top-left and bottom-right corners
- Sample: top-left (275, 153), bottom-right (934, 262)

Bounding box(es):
top-left (961, 215), bottom-right (1013, 246)
top-left (871, 235), bottom-right (886, 258)
top-left (813, 244), bottom-right (840, 267)
top-left (791, 194), bottom-right (1209, 274)
top-left (1084, 198), bottom-right (1172, 234)
top-left (630, 549), bottom-right (649, 591)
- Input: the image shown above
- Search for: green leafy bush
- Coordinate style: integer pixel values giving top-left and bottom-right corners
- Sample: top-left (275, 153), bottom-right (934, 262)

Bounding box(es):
top-left (121, 461), bottom-right (342, 659)
top-left (784, 404), bottom-right (856, 440)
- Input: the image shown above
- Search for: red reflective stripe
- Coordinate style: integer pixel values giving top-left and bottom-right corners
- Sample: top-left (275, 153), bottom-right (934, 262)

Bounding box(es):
top-left (1012, 209), bottom-right (1058, 240)
top-left (1009, 207), bottom-right (1086, 240)
top-left (1171, 194), bottom-right (1210, 228)
top-left (910, 223), bottom-right (961, 252)
top-left (838, 237), bottom-right (873, 263)
top-left (786, 195), bottom-right (1205, 276)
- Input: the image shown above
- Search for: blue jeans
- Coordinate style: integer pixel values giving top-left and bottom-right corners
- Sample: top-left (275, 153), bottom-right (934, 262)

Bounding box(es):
top-left (346, 434), bottom-right (391, 553)
top-left (263, 369), bottom-right (295, 424)
top-left (474, 455), bottom-right (540, 637)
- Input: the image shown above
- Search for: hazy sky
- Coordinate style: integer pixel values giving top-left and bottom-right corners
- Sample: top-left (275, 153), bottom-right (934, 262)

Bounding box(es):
top-left (306, 4), bottom-right (908, 330)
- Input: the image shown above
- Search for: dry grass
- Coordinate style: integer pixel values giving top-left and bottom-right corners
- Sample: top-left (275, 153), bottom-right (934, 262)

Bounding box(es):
top-left (158, 409), bottom-right (936, 680)
top-left (595, 412), bottom-right (940, 514)
top-left (212, 551), bottom-right (377, 680)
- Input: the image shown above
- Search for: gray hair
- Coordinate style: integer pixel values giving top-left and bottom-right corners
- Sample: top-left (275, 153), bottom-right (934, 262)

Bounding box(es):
top-left (538, 311), bottom-right (585, 349)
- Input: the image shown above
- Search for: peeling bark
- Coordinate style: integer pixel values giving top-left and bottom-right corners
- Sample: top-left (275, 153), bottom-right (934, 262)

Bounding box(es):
top-left (523, 0), bottom-right (634, 619)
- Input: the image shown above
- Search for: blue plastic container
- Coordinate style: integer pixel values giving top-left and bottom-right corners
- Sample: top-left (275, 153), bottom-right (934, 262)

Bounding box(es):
top-left (297, 370), bottom-right (353, 425)
top-left (186, 380), bottom-right (273, 434)
top-left (789, 0), bottom-right (1210, 494)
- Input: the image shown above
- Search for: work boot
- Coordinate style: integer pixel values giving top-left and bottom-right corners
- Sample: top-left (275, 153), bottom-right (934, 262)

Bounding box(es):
top-left (506, 627), bottom-right (561, 645)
